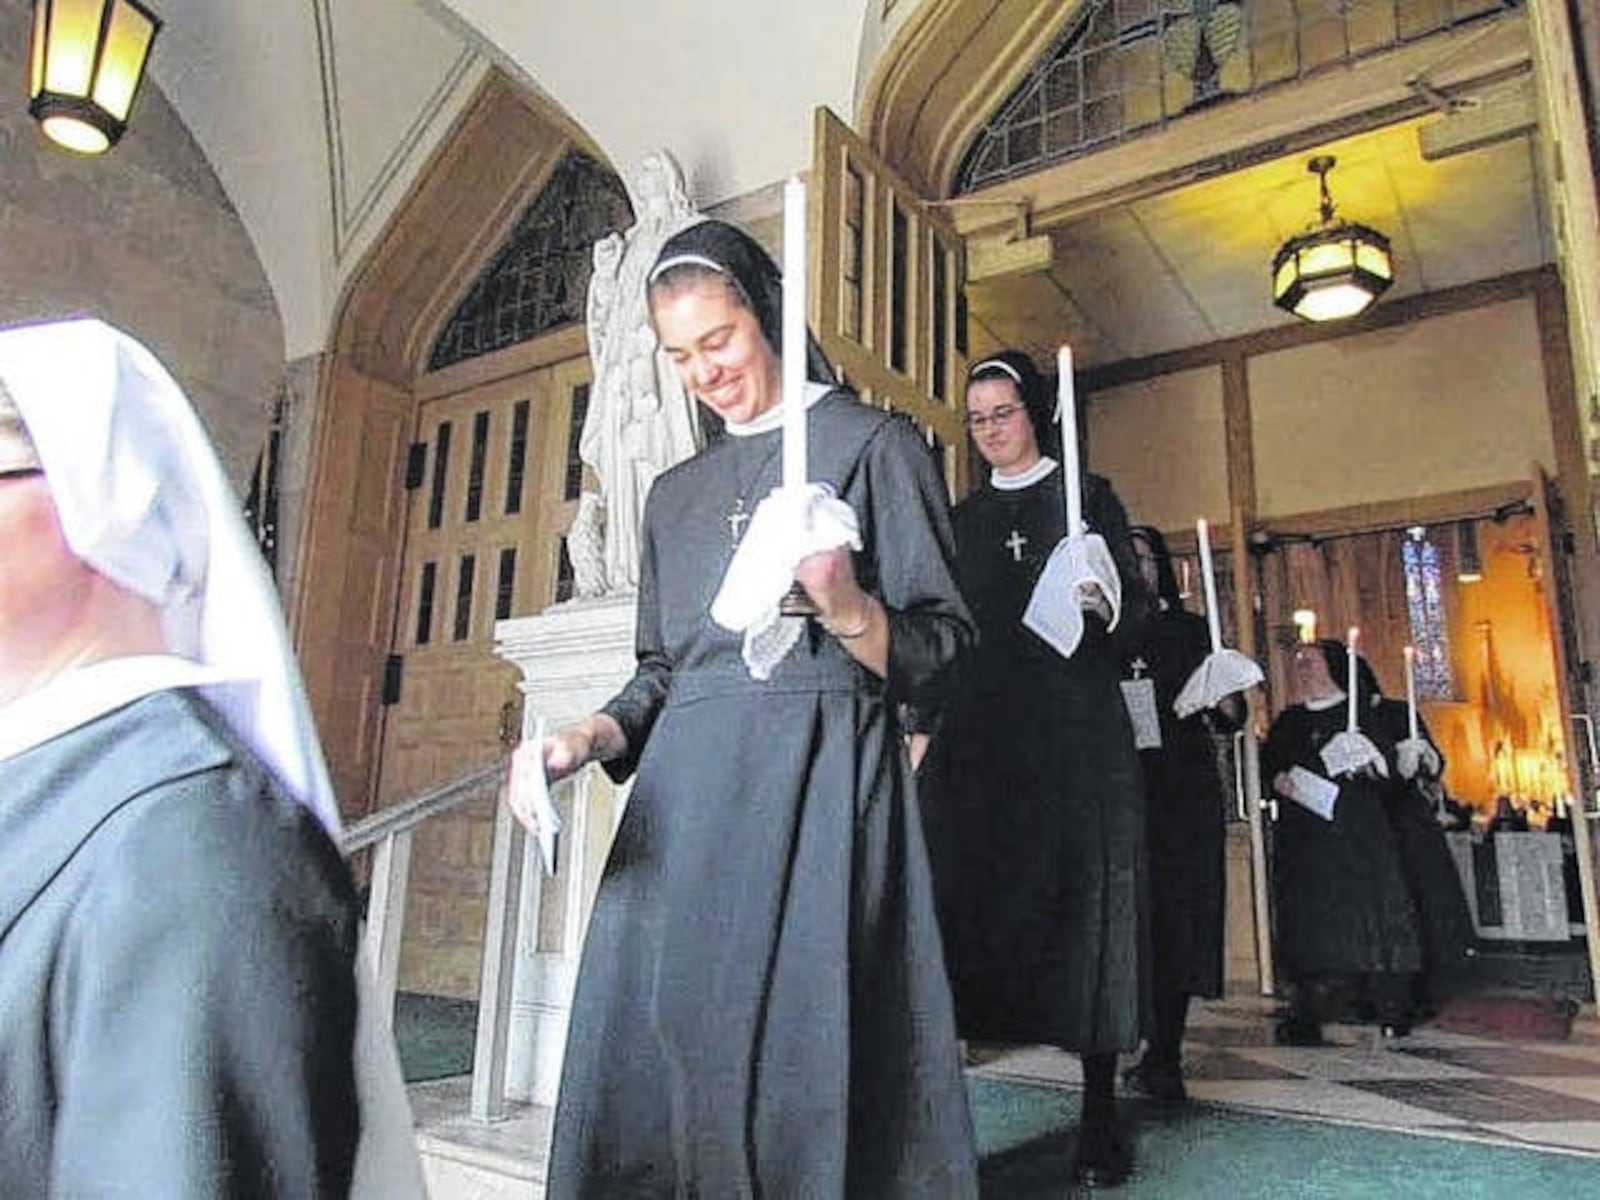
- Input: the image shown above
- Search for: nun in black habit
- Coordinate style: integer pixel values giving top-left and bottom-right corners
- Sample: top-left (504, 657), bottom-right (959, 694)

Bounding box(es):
top-left (520, 220), bottom-right (978, 1197)
top-left (919, 350), bottom-right (1151, 1189)
top-left (1264, 640), bottom-right (1422, 1043)
top-left (1120, 525), bottom-right (1240, 1103)
top-left (1360, 662), bottom-right (1476, 1017)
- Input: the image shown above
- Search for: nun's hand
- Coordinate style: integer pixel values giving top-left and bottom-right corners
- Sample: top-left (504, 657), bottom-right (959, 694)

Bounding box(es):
top-left (542, 714), bottom-right (626, 785)
top-left (1077, 580), bottom-right (1111, 621)
top-left (797, 545), bottom-right (889, 674)
top-left (795, 544), bottom-right (862, 621)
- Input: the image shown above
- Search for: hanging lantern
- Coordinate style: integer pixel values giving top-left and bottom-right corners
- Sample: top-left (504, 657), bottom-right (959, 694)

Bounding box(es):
top-left (1271, 155), bottom-right (1394, 323)
top-left (29, 0), bottom-right (162, 156)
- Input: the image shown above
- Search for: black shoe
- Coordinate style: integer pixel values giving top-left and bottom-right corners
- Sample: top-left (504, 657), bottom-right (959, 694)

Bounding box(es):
top-left (1070, 1119), bottom-right (1133, 1189)
top-left (1274, 1018), bottom-right (1327, 1047)
top-left (1122, 1058), bottom-right (1187, 1103)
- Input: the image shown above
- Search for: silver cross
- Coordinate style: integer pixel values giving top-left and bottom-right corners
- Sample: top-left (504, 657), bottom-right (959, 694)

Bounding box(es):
top-left (1005, 529), bottom-right (1028, 561)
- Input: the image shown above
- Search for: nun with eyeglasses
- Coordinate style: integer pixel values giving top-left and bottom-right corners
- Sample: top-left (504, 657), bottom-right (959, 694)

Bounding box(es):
top-left (918, 349), bottom-right (1152, 1189)
top-left (0, 318), bottom-right (423, 1198)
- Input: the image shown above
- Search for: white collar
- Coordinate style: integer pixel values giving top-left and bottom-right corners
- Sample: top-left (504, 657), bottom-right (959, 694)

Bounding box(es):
top-left (1304, 691), bottom-right (1347, 712)
top-left (991, 455), bottom-right (1058, 491)
top-left (0, 655), bottom-right (230, 762)
top-left (724, 381), bottom-right (830, 437)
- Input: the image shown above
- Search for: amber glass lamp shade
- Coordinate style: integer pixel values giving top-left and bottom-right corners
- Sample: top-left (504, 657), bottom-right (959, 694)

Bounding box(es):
top-left (1271, 155), bottom-right (1394, 323)
top-left (29, 0), bottom-right (161, 155)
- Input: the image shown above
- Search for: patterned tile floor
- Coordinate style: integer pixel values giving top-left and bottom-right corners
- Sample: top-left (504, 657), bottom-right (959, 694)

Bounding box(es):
top-left (971, 994), bottom-right (1600, 1157)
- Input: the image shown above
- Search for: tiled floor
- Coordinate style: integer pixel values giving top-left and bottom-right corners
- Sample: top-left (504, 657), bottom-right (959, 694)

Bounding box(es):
top-left (971, 994), bottom-right (1600, 1157)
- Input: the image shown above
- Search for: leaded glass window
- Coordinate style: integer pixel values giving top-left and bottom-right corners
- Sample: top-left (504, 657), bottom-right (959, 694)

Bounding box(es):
top-left (1402, 525), bottom-right (1454, 701)
top-left (429, 152), bottom-right (633, 370)
top-left (956, 0), bottom-right (1509, 194)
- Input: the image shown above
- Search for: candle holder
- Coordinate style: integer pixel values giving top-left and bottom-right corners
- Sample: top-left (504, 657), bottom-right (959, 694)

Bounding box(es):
top-left (779, 581), bottom-right (819, 616)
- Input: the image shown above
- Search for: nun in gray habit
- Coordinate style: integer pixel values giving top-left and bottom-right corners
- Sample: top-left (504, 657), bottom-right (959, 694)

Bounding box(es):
top-left (522, 219), bottom-right (979, 1197)
top-left (0, 319), bottom-right (423, 1198)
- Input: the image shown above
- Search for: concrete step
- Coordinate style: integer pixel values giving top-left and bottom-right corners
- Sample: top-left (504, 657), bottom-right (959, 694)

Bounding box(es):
top-left (409, 1078), bottom-right (550, 1199)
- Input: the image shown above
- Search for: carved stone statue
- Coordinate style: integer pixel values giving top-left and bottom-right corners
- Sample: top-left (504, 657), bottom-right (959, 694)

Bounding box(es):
top-left (567, 490), bottom-right (608, 600)
top-left (576, 149), bottom-right (704, 594)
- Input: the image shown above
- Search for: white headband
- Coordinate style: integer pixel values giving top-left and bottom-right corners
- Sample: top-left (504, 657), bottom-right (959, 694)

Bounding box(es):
top-left (969, 358), bottom-right (1023, 385)
top-left (648, 252), bottom-right (727, 284)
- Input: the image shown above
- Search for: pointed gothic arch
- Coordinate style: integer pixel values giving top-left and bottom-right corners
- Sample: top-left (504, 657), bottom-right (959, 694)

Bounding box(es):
top-left (296, 71), bottom-right (622, 818)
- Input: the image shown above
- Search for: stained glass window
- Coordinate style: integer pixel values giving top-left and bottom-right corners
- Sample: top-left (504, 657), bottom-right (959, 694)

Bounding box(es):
top-left (956, 0), bottom-right (1508, 194)
top-left (428, 152), bottom-right (632, 370)
top-left (1401, 526), bottom-right (1454, 700)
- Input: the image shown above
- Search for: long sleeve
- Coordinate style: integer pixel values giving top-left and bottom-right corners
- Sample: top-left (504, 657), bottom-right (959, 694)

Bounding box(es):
top-left (50, 772), bottom-right (359, 1199)
top-left (600, 488), bottom-right (674, 783)
top-left (861, 416), bottom-right (974, 720)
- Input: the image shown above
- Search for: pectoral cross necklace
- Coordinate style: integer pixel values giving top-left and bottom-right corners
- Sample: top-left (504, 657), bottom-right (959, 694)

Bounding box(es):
top-left (725, 441), bottom-right (782, 545)
top-left (727, 499), bottom-right (750, 542)
top-left (1005, 529), bottom-right (1028, 562)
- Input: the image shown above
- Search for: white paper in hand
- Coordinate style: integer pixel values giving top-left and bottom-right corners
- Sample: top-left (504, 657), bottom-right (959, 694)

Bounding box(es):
top-left (1120, 677), bottom-right (1161, 749)
top-left (509, 716), bottom-right (560, 874)
top-left (1286, 765), bottom-right (1339, 821)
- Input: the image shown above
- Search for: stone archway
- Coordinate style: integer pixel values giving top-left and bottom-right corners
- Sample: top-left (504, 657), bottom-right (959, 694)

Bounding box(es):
top-left (295, 71), bottom-right (604, 820)
top-left (856, 0), bottom-right (1081, 198)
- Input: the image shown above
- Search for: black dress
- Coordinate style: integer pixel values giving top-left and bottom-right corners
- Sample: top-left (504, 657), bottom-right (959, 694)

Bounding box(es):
top-left (1370, 698), bottom-right (1476, 999)
top-left (923, 468), bottom-right (1150, 1053)
top-left (1262, 702), bottom-right (1422, 985)
top-left (547, 391), bottom-right (979, 1198)
top-left (1127, 604), bottom-right (1228, 1002)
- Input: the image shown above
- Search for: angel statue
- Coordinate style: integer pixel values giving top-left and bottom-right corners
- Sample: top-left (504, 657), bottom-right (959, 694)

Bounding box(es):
top-left (576, 149), bottom-right (704, 594)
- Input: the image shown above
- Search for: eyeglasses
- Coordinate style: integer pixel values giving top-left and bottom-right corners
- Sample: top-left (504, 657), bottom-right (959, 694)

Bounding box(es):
top-left (964, 404), bottom-right (1024, 431)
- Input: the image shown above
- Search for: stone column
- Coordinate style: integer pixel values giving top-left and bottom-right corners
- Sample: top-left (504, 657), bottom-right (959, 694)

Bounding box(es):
top-left (493, 593), bottom-right (637, 1105)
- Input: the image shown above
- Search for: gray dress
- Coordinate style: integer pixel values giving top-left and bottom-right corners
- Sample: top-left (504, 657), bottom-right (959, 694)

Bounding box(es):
top-left (0, 688), bottom-right (360, 1198)
top-left (547, 391), bottom-right (979, 1198)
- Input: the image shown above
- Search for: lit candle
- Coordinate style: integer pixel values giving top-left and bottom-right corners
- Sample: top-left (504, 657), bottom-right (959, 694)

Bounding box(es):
top-left (781, 175), bottom-right (808, 488)
top-left (1056, 345), bottom-right (1082, 536)
top-left (1346, 626), bottom-right (1359, 733)
top-left (1403, 644), bottom-right (1419, 740)
top-left (1196, 517), bottom-right (1222, 653)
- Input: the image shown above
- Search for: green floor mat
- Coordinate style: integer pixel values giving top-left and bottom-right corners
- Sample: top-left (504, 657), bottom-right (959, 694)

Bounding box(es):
top-left (393, 991), bottom-right (477, 1083)
top-left (972, 1075), bottom-right (1597, 1197)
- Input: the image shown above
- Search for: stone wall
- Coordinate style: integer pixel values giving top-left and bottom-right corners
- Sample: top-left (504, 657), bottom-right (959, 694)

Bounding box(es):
top-left (0, 0), bottom-right (284, 488)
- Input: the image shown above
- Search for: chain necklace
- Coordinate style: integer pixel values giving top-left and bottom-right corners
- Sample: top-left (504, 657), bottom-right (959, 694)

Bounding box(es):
top-left (724, 436), bottom-right (783, 545)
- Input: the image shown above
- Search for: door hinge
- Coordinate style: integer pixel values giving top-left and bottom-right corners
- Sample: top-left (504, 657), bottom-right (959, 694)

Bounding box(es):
top-left (382, 654), bottom-right (404, 706)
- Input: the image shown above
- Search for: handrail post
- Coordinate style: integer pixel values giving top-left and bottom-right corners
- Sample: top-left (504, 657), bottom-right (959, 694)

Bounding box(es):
top-left (471, 785), bottom-right (525, 1122)
top-left (365, 829), bottom-right (412, 1026)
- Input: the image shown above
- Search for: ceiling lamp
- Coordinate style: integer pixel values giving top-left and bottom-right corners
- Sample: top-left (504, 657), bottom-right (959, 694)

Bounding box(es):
top-left (28, 0), bottom-right (162, 156)
top-left (1271, 155), bottom-right (1394, 323)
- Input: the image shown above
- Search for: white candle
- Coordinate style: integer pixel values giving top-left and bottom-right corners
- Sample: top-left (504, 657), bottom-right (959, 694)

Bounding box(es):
top-left (1196, 517), bottom-right (1222, 653)
top-left (1346, 627), bottom-right (1360, 733)
top-left (1056, 345), bottom-right (1082, 536)
top-left (781, 175), bottom-right (808, 488)
top-left (1404, 645), bottom-right (1419, 740)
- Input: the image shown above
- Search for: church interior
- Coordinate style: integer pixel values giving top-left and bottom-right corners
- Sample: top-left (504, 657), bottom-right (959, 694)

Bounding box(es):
top-left (7, 0), bottom-right (1600, 1192)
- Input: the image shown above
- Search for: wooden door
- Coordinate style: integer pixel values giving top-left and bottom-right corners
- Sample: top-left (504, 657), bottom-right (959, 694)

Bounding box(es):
top-left (811, 106), bottom-right (969, 497)
top-left (1530, 466), bottom-right (1600, 998)
top-left (375, 348), bottom-right (591, 996)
